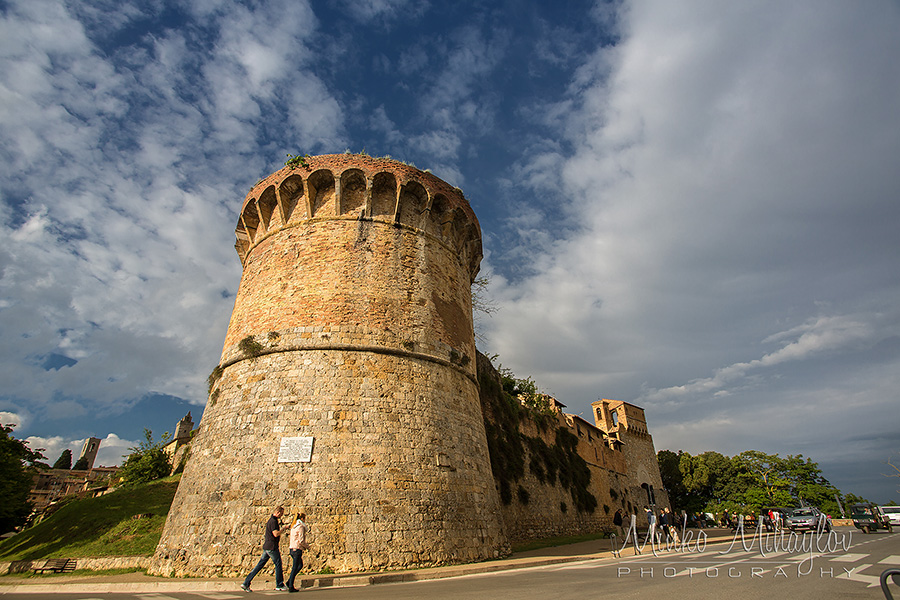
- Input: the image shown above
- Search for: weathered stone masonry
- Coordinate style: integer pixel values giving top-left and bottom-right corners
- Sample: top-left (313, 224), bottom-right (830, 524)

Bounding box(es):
top-left (476, 353), bottom-right (669, 544)
top-left (150, 155), bottom-right (507, 577)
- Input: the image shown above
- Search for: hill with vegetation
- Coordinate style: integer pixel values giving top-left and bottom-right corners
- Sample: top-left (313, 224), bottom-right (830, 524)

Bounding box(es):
top-left (0, 475), bottom-right (179, 562)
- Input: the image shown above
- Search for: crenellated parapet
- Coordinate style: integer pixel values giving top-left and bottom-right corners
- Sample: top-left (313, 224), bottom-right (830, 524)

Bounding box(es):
top-left (235, 154), bottom-right (483, 281)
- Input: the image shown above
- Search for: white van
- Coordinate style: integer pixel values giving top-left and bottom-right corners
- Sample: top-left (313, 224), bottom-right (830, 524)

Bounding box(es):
top-left (881, 505), bottom-right (900, 526)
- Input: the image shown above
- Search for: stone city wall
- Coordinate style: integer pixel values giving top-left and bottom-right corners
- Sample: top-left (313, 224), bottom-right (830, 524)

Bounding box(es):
top-left (476, 353), bottom-right (670, 543)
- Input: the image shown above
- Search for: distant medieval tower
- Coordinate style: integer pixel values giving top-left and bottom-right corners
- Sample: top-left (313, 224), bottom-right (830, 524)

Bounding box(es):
top-left (150, 154), bottom-right (506, 576)
top-left (77, 437), bottom-right (100, 470)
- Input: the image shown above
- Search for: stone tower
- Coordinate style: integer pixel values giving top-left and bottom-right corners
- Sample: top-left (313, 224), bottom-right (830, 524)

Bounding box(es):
top-left (77, 437), bottom-right (100, 470)
top-left (173, 412), bottom-right (193, 442)
top-left (592, 399), bottom-right (669, 514)
top-left (150, 154), bottom-right (506, 577)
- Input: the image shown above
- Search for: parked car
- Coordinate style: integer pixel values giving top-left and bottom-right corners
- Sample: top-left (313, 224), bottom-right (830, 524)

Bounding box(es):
top-left (881, 506), bottom-right (900, 527)
top-left (850, 503), bottom-right (894, 533)
top-left (786, 506), bottom-right (832, 532)
top-left (759, 506), bottom-right (794, 531)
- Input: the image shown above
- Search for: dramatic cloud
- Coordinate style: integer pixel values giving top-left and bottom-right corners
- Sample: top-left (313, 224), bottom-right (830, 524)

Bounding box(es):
top-left (1, 0), bottom-right (897, 502)
top-left (0, 0), bottom-right (342, 424)
top-left (482, 0), bottom-right (900, 500)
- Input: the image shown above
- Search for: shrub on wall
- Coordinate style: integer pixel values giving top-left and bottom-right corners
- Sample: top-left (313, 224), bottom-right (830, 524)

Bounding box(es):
top-left (478, 353), bottom-right (597, 512)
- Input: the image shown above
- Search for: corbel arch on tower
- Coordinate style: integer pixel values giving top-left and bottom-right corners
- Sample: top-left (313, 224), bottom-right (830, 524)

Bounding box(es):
top-left (257, 185), bottom-right (277, 232)
top-left (277, 174), bottom-right (306, 223)
top-left (425, 193), bottom-right (450, 240)
top-left (398, 180), bottom-right (428, 230)
top-left (241, 201), bottom-right (261, 244)
top-left (371, 171), bottom-right (398, 219)
top-left (308, 169), bottom-right (336, 218)
top-left (339, 168), bottom-right (367, 217)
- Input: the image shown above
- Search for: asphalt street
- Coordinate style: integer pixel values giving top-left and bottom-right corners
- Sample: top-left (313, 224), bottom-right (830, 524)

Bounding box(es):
top-left (1, 527), bottom-right (897, 599)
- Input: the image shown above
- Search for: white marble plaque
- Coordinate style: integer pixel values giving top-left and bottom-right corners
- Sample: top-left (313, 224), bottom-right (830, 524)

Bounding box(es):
top-left (277, 436), bottom-right (314, 463)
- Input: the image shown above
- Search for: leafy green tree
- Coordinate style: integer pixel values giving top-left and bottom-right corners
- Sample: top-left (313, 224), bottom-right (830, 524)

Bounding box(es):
top-left (781, 454), bottom-right (841, 514)
top-left (72, 456), bottom-right (89, 470)
top-left (734, 450), bottom-right (793, 507)
top-left (840, 492), bottom-right (870, 514)
top-left (1, 424), bottom-right (45, 533)
top-left (658, 450), bottom-right (689, 509)
top-left (117, 429), bottom-right (172, 486)
top-left (660, 448), bottom-right (847, 516)
top-left (680, 451), bottom-right (732, 510)
top-left (52, 449), bottom-right (72, 470)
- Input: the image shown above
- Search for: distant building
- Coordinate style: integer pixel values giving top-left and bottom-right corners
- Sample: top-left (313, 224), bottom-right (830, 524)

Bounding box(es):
top-left (28, 466), bottom-right (118, 516)
top-left (163, 412), bottom-right (197, 474)
top-left (77, 437), bottom-right (101, 470)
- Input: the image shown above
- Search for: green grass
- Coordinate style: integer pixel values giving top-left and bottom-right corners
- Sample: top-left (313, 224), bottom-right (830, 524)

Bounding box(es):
top-left (510, 532), bottom-right (609, 554)
top-left (1, 567), bottom-right (146, 579)
top-left (0, 475), bottom-right (180, 562)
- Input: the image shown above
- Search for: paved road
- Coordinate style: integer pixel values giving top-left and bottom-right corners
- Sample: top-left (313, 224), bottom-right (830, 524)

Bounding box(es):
top-left (1, 527), bottom-right (897, 599)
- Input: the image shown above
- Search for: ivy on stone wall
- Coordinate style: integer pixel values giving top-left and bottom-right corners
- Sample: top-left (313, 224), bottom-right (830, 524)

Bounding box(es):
top-left (207, 365), bottom-right (224, 394)
top-left (478, 353), bottom-right (597, 513)
top-left (238, 335), bottom-right (265, 358)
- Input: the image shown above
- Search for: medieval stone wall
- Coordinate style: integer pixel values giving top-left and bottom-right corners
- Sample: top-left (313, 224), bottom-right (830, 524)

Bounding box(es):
top-left (476, 354), bottom-right (669, 542)
top-left (149, 155), bottom-right (506, 577)
top-left (150, 154), bottom-right (670, 576)
top-left (495, 415), bottom-right (614, 543)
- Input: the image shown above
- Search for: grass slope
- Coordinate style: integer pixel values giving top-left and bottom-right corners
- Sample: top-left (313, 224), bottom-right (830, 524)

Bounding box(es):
top-left (0, 475), bottom-right (180, 561)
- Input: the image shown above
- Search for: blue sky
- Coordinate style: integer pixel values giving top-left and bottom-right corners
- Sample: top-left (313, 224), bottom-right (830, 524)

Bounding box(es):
top-left (1, 0), bottom-right (899, 503)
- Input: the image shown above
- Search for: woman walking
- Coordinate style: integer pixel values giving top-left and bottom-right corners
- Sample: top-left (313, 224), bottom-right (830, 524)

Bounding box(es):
top-left (286, 512), bottom-right (309, 593)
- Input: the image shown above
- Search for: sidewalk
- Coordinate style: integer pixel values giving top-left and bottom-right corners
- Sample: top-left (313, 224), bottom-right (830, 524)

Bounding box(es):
top-left (0, 529), bottom-right (737, 595)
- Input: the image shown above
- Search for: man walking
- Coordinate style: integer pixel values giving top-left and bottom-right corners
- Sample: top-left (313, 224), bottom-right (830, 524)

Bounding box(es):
top-left (242, 506), bottom-right (288, 592)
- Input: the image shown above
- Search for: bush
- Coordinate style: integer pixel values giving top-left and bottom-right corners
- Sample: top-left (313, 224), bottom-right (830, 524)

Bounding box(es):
top-left (118, 430), bottom-right (172, 486)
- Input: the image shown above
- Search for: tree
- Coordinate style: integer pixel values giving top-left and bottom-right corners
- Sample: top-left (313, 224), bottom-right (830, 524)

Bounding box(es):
top-left (117, 429), bottom-right (172, 486)
top-left (734, 450), bottom-right (793, 507)
top-left (681, 451), bottom-right (733, 510)
top-left (658, 450), bottom-right (688, 509)
top-left (52, 449), bottom-right (72, 470)
top-left (781, 454), bottom-right (841, 514)
top-left (471, 276), bottom-right (497, 344)
top-left (886, 454), bottom-right (900, 494)
top-left (660, 448), bottom-right (846, 515)
top-left (0, 424), bottom-right (45, 533)
top-left (72, 456), bottom-right (89, 470)
top-left (841, 492), bottom-right (870, 508)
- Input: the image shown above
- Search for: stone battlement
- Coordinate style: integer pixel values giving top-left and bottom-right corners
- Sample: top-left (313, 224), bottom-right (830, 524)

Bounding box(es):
top-left (235, 154), bottom-right (482, 280)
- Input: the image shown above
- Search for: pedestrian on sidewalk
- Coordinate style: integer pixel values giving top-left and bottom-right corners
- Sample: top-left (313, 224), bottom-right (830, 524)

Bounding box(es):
top-left (664, 507), bottom-right (680, 543)
top-left (658, 507), bottom-right (668, 543)
top-left (287, 511), bottom-right (310, 593)
top-left (242, 505), bottom-right (288, 592)
top-left (643, 506), bottom-right (656, 543)
top-left (613, 509), bottom-right (624, 537)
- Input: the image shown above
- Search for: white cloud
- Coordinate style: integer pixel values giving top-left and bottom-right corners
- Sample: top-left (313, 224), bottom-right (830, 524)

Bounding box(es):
top-left (640, 314), bottom-right (877, 404)
top-left (0, 0), bottom-right (345, 429)
top-left (96, 433), bottom-right (139, 467)
top-left (332, 0), bottom-right (424, 24)
top-left (0, 411), bottom-right (24, 428)
top-left (24, 432), bottom-right (138, 467)
top-left (483, 0), bottom-right (900, 499)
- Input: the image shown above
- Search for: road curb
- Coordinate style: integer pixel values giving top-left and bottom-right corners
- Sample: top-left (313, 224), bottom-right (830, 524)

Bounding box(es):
top-left (0, 531), bottom-right (740, 595)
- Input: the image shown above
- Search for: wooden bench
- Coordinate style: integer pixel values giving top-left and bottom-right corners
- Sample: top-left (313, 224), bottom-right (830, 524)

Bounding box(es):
top-left (31, 558), bottom-right (76, 574)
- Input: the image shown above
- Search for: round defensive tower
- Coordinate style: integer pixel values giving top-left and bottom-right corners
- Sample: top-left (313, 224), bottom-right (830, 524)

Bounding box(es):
top-left (149, 154), bottom-right (507, 577)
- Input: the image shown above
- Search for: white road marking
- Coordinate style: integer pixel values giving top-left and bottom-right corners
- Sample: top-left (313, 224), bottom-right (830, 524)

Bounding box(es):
top-left (829, 553), bottom-right (870, 562)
